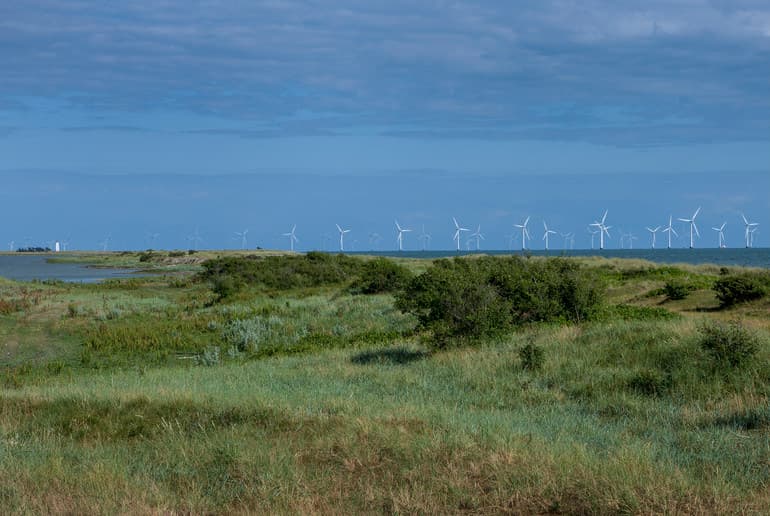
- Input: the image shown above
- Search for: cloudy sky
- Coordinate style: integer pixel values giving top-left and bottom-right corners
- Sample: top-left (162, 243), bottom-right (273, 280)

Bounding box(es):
top-left (1, 0), bottom-right (768, 250)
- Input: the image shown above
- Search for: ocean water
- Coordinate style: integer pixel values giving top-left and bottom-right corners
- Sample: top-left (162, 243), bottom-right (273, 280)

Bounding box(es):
top-left (348, 248), bottom-right (770, 268)
top-left (0, 255), bottom-right (139, 283)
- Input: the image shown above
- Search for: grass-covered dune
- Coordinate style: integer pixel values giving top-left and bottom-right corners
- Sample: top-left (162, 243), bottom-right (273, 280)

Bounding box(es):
top-left (0, 251), bottom-right (769, 513)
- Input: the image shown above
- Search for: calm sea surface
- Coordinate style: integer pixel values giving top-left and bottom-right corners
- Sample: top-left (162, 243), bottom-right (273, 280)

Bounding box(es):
top-left (0, 255), bottom-right (139, 283)
top-left (348, 248), bottom-right (770, 268)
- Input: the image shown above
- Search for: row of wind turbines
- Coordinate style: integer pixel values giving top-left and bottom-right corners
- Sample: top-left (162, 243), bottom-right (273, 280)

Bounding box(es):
top-left (69, 208), bottom-right (758, 253)
top-left (326, 209), bottom-right (760, 252)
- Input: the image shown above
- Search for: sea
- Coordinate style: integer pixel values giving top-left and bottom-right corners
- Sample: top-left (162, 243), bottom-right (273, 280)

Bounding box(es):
top-left (348, 248), bottom-right (770, 268)
top-left (0, 249), bottom-right (767, 283)
top-left (0, 255), bottom-right (139, 283)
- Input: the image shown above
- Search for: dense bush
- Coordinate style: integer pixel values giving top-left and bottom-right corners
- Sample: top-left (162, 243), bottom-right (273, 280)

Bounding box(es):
top-left (713, 273), bottom-right (768, 307)
top-left (350, 258), bottom-right (413, 294)
top-left (664, 279), bottom-right (693, 300)
top-left (199, 252), bottom-right (364, 292)
top-left (395, 256), bottom-right (604, 347)
top-left (699, 320), bottom-right (759, 368)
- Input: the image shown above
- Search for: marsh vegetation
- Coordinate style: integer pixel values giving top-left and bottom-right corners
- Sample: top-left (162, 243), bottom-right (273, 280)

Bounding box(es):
top-left (0, 251), bottom-right (768, 513)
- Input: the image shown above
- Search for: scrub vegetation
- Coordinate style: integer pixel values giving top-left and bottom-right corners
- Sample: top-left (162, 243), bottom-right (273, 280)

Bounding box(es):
top-left (0, 251), bottom-right (769, 513)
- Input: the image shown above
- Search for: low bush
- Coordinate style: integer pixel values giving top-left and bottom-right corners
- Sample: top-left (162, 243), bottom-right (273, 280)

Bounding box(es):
top-left (349, 257), bottom-right (412, 294)
top-left (396, 256), bottom-right (604, 347)
top-left (664, 279), bottom-right (693, 300)
top-left (698, 320), bottom-right (759, 368)
top-left (713, 273), bottom-right (768, 307)
top-left (199, 252), bottom-right (364, 292)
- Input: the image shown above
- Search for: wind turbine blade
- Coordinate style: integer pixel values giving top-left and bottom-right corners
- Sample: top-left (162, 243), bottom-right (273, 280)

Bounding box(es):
top-left (693, 207), bottom-right (700, 219)
top-left (693, 222), bottom-right (700, 237)
top-left (336, 224), bottom-right (342, 233)
top-left (453, 217), bottom-right (460, 229)
top-left (601, 210), bottom-right (608, 224)
top-left (524, 216), bottom-right (530, 226)
top-left (672, 227), bottom-right (678, 236)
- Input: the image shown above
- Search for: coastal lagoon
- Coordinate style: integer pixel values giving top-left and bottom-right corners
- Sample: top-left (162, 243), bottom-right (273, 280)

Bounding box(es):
top-left (0, 255), bottom-right (138, 282)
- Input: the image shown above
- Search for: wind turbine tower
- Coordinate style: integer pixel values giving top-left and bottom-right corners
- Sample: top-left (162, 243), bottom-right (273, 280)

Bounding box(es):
top-left (589, 210), bottom-right (610, 250)
top-left (678, 207), bottom-right (701, 249)
top-left (336, 224), bottom-right (350, 252)
top-left (417, 225), bottom-right (431, 251)
top-left (514, 216), bottom-right (531, 250)
top-left (234, 229), bottom-right (249, 250)
top-left (452, 217), bottom-right (470, 251)
top-left (662, 215), bottom-right (677, 249)
top-left (542, 220), bottom-right (556, 250)
top-left (395, 220), bottom-right (412, 251)
top-left (470, 225), bottom-right (485, 250)
top-left (712, 223), bottom-right (726, 248)
top-left (741, 214), bottom-right (759, 248)
top-left (645, 226), bottom-right (660, 249)
top-left (283, 225), bottom-right (299, 251)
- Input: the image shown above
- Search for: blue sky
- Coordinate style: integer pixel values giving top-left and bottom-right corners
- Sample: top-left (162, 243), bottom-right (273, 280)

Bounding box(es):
top-left (1, 0), bottom-right (768, 251)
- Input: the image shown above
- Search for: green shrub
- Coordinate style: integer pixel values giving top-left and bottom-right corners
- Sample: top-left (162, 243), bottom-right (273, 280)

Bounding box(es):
top-left (395, 256), bottom-right (604, 347)
top-left (519, 343), bottom-right (545, 371)
top-left (713, 273), bottom-right (768, 307)
top-left (664, 280), bottom-right (692, 300)
top-left (350, 257), bottom-right (412, 294)
top-left (699, 320), bottom-right (759, 368)
top-left (199, 252), bottom-right (364, 292)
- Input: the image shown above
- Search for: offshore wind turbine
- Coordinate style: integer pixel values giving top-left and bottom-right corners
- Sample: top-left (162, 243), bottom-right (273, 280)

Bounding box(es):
top-left (678, 207), bottom-right (700, 249)
top-left (234, 229), bottom-right (249, 250)
top-left (625, 232), bottom-right (638, 250)
top-left (470, 225), bottom-right (485, 250)
top-left (283, 224), bottom-right (299, 251)
top-left (395, 220), bottom-right (412, 251)
top-left (514, 216), bottom-right (530, 250)
top-left (588, 228), bottom-right (599, 250)
top-left (749, 226), bottom-right (759, 248)
top-left (417, 225), bottom-right (431, 251)
top-left (560, 232), bottom-right (573, 251)
top-left (368, 232), bottom-right (382, 250)
top-left (645, 226), bottom-right (661, 249)
top-left (452, 217), bottom-right (470, 251)
top-left (741, 213), bottom-right (759, 248)
top-left (589, 210), bottom-right (610, 250)
top-left (662, 215), bottom-right (678, 249)
top-left (541, 220), bottom-right (556, 250)
top-left (335, 224), bottom-right (350, 252)
top-left (712, 222), bottom-right (726, 248)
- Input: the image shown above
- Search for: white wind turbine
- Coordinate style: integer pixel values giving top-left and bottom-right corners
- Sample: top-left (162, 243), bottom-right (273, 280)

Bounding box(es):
top-left (8, 240), bottom-right (14, 252)
top-left (234, 229), bottom-right (249, 250)
top-left (283, 224), bottom-right (299, 251)
top-left (470, 225), bottom-right (485, 250)
top-left (395, 220), bottom-right (412, 251)
top-left (662, 215), bottom-right (678, 249)
top-left (514, 216), bottom-right (530, 250)
top-left (749, 226), bottom-right (759, 248)
top-left (452, 217), bottom-right (470, 251)
top-left (368, 232), bottom-right (382, 250)
top-left (560, 232), bottom-right (572, 250)
top-left (542, 220), bottom-right (556, 250)
top-left (711, 222), bottom-right (726, 248)
top-left (99, 233), bottom-right (112, 252)
top-left (645, 226), bottom-right (661, 249)
top-left (186, 228), bottom-right (203, 251)
top-left (625, 232), bottom-right (638, 249)
top-left (741, 213), bottom-right (759, 248)
top-left (417, 225), bottom-right (431, 251)
top-left (336, 224), bottom-right (350, 252)
top-left (588, 228), bottom-right (599, 250)
top-left (589, 210), bottom-right (610, 250)
top-left (678, 207), bottom-right (700, 249)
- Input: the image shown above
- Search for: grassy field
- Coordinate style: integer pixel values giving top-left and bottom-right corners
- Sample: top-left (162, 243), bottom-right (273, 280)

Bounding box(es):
top-left (0, 251), bottom-right (768, 513)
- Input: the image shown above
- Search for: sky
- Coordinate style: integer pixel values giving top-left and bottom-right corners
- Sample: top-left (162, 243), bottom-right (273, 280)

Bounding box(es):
top-left (1, 0), bottom-right (768, 251)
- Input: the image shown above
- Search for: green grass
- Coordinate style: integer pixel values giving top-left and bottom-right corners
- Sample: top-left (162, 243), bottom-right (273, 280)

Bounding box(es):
top-left (0, 252), bottom-right (768, 513)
